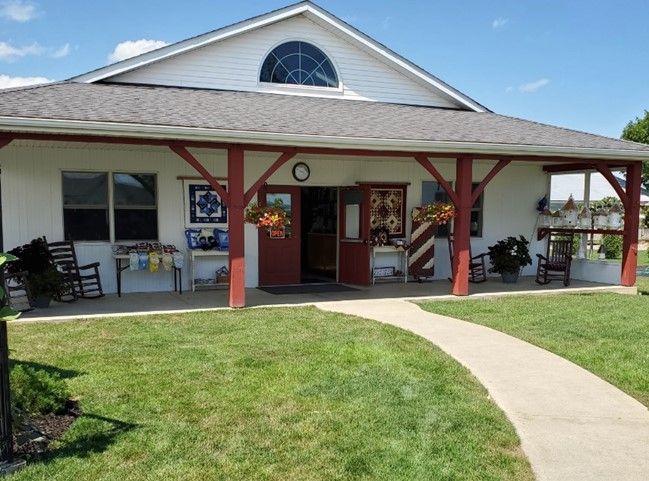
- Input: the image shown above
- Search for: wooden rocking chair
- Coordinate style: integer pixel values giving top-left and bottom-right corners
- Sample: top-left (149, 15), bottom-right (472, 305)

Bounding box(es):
top-left (2, 270), bottom-right (33, 312)
top-left (536, 235), bottom-right (573, 286)
top-left (43, 237), bottom-right (104, 300)
top-left (447, 233), bottom-right (488, 283)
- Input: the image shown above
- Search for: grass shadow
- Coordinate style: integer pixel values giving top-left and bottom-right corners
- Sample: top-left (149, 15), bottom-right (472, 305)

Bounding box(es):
top-left (8, 359), bottom-right (83, 380)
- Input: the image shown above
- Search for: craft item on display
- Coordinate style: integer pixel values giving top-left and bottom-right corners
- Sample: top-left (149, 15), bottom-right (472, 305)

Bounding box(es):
top-left (149, 252), bottom-right (160, 272)
top-left (373, 266), bottom-right (395, 278)
top-left (129, 252), bottom-right (139, 271)
top-left (551, 211), bottom-right (563, 227)
top-left (608, 205), bottom-right (623, 229)
top-left (409, 207), bottom-right (435, 280)
top-left (560, 195), bottom-right (578, 227)
top-left (215, 229), bottom-right (229, 250)
top-left (162, 253), bottom-right (173, 271)
top-left (173, 252), bottom-right (185, 269)
top-left (593, 208), bottom-right (609, 228)
top-left (578, 207), bottom-right (591, 228)
top-left (540, 208), bottom-right (553, 227)
top-left (138, 252), bottom-right (149, 270)
top-left (185, 229), bottom-right (201, 249)
top-left (370, 188), bottom-right (405, 236)
top-left (185, 181), bottom-right (228, 227)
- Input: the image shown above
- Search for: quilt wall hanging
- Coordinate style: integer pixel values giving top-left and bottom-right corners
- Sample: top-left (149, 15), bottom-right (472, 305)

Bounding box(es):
top-left (183, 180), bottom-right (228, 227)
top-left (369, 186), bottom-right (406, 237)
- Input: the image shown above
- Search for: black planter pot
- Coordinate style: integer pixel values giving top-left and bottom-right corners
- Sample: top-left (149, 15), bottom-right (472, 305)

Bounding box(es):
top-left (33, 296), bottom-right (52, 309)
top-left (501, 271), bottom-right (520, 284)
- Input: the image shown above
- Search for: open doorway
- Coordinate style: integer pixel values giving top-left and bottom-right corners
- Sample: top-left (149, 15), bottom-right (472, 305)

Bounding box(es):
top-left (301, 187), bottom-right (337, 283)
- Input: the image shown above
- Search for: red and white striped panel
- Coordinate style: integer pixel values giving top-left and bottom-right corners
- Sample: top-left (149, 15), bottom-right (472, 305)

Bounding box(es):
top-left (409, 208), bottom-right (436, 280)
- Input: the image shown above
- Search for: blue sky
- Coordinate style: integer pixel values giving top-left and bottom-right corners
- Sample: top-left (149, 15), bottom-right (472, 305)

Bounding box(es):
top-left (0, 0), bottom-right (647, 138)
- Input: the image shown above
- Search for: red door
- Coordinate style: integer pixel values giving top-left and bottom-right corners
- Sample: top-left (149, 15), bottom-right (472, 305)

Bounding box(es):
top-left (258, 186), bottom-right (301, 286)
top-left (338, 186), bottom-right (371, 285)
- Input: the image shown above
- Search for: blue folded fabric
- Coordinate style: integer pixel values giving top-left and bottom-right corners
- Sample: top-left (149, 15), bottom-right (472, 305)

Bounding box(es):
top-left (184, 229), bottom-right (201, 249)
top-left (214, 229), bottom-right (229, 250)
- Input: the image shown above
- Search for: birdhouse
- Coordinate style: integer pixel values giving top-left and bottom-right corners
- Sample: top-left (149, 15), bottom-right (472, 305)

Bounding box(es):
top-left (593, 208), bottom-right (609, 228)
top-left (560, 195), bottom-right (579, 227)
top-left (578, 206), bottom-right (592, 229)
top-left (607, 204), bottom-right (623, 229)
top-left (540, 208), bottom-right (553, 227)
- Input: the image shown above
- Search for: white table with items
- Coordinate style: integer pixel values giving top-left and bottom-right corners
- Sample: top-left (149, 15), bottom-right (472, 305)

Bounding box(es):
top-left (371, 245), bottom-right (409, 284)
top-left (189, 249), bottom-right (230, 291)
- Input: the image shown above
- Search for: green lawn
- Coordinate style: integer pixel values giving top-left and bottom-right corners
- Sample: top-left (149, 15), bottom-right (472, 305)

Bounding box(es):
top-left (586, 250), bottom-right (649, 266)
top-left (7, 307), bottom-right (532, 481)
top-left (420, 293), bottom-right (649, 407)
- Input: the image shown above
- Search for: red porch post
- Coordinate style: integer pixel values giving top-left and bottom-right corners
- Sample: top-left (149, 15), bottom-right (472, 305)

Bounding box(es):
top-left (621, 162), bottom-right (642, 287)
top-left (453, 156), bottom-right (473, 296)
top-left (228, 146), bottom-right (246, 307)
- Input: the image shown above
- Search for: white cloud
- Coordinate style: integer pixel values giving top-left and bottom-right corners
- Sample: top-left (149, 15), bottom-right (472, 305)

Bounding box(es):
top-left (505, 86), bottom-right (514, 93)
top-left (0, 74), bottom-right (51, 89)
top-left (492, 17), bottom-right (509, 29)
top-left (0, 41), bottom-right (43, 61)
top-left (519, 78), bottom-right (550, 93)
top-left (0, 1), bottom-right (38, 22)
top-left (51, 42), bottom-right (70, 58)
top-left (108, 39), bottom-right (168, 63)
top-left (381, 16), bottom-right (391, 30)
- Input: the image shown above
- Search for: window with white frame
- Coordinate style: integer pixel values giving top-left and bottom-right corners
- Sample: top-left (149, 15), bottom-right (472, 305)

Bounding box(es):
top-left (62, 171), bottom-right (158, 242)
top-left (259, 41), bottom-right (338, 88)
top-left (421, 181), bottom-right (484, 237)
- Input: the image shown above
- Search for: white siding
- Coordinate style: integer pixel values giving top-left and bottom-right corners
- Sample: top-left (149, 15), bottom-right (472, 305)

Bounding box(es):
top-left (110, 15), bottom-right (458, 108)
top-left (0, 142), bottom-right (571, 295)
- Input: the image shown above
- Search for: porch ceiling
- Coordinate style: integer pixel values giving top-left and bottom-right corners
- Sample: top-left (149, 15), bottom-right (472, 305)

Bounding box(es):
top-left (0, 82), bottom-right (648, 161)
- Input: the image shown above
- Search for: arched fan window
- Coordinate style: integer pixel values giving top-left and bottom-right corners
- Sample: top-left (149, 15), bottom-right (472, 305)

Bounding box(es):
top-left (259, 41), bottom-right (338, 88)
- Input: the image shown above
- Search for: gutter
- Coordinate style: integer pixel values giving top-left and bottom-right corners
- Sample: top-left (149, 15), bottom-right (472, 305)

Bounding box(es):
top-left (1, 116), bottom-right (648, 161)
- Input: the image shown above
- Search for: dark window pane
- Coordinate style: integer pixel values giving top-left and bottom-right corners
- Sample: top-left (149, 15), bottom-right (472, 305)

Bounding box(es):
top-left (114, 173), bottom-right (156, 206)
top-left (343, 189), bottom-right (363, 205)
top-left (63, 209), bottom-right (109, 241)
top-left (63, 172), bottom-right (107, 206)
top-left (115, 209), bottom-right (158, 241)
top-left (260, 41), bottom-right (338, 87)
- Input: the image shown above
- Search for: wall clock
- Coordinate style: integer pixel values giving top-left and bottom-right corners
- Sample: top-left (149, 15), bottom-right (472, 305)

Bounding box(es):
top-left (292, 162), bottom-right (310, 182)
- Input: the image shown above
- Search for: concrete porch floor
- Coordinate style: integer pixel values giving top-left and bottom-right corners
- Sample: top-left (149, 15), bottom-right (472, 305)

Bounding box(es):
top-left (17, 277), bottom-right (635, 322)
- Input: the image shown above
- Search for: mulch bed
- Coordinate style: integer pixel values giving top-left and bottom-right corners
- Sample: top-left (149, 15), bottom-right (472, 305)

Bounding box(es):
top-left (14, 399), bottom-right (81, 458)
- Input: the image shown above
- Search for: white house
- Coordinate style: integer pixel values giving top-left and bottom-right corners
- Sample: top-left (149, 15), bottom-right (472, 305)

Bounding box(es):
top-left (0, 1), bottom-right (647, 307)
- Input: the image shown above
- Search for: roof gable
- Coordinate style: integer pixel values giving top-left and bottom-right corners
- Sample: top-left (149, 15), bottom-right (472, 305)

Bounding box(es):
top-left (71, 1), bottom-right (486, 111)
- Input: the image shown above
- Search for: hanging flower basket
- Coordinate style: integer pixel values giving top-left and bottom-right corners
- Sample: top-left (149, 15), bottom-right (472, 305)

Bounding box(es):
top-left (412, 201), bottom-right (456, 225)
top-left (244, 199), bottom-right (290, 230)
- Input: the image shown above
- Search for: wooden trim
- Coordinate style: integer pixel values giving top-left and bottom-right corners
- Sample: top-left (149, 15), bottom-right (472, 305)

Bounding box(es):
top-left (543, 162), bottom-right (629, 173)
top-left (414, 155), bottom-right (459, 206)
top-left (244, 151), bottom-right (296, 205)
top-left (594, 163), bottom-right (628, 209)
top-left (452, 156), bottom-right (473, 296)
top-left (356, 181), bottom-right (411, 186)
top-left (0, 138), bottom-right (12, 149)
top-left (169, 144), bottom-right (230, 206)
top-left (537, 227), bottom-right (624, 241)
top-left (227, 147), bottom-right (246, 308)
top-left (176, 175), bottom-right (227, 181)
top-left (471, 159), bottom-right (510, 205)
top-left (621, 162), bottom-right (642, 286)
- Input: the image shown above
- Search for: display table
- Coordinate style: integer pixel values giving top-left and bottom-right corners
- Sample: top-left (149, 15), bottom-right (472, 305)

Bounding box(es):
top-left (537, 227), bottom-right (624, 241)
top-left (113, 254), bottom-right (182, 297)
top-left (371, 246), bottom-right (408, 284)
top-left (189, 249), bottom-right (229, 292)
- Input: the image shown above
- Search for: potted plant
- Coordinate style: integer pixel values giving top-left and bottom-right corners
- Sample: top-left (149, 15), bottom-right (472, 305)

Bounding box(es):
top-left (7, 238), bottom-right (63, 308)
top-left (244, 198), bottom-right (291, 237)
top-left (487, 236), bottom-right (532, 283)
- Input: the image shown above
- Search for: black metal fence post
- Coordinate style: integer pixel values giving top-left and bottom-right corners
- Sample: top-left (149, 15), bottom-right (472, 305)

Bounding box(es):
top-left (0, 320), bottom-right (12, 463)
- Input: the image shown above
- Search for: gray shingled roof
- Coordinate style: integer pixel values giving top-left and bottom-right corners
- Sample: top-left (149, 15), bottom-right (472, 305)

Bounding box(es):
top-left (0, 82), bottom-right (647, 153)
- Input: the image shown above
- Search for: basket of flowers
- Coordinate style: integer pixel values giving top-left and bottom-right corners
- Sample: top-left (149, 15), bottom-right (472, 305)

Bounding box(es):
top-left (244, 198), bottom-right (291, 235)
top-left (412, 201), bottom-right (456, 225)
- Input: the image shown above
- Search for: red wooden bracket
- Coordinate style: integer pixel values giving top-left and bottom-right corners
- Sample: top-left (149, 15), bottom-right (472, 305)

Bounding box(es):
top-left (472, 159), bottom-right (510, 205)
top-left (594, 163), bottom-right (628, 209)
top-left (244, 151), bottom-right (296, 205)
top-left (0, 138), bottom-right (12, 149)
top-left (169, 143), bottom-right (230, 206)
top-left (414, 154), bottom-right (459, 206)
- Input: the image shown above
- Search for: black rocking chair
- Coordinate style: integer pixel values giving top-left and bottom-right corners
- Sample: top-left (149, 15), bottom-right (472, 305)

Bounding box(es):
top-left (2, 270), bottom-right (33, 312)
top-left (536, 235), bottom-right (573, 286)
top-left (43, 237), bottom-right (104, 301)
top-left (448, 233), bottom-right (489, 283)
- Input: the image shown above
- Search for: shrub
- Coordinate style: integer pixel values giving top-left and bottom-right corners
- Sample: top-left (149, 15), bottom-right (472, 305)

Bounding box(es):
top-left (602, 235), bottom-right (623, 259)
top-left (10, 364), bottom-right (70, 418)
top-left (487, 236), bottom-right (533, 274)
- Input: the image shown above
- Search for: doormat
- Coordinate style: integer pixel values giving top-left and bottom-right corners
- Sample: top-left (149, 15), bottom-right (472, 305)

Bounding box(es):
top-left (258, 284), bottom-right (360, 295)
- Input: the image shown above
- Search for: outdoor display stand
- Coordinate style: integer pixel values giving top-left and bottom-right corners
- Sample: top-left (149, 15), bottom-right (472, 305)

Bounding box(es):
top-left (113, 254), bottom-right (182, 297)
top-left (189, 250), bottom-right (230, 291)
top-left (371, 246), bottom-right (409, 284)
top-left (409, 210), bottom-right (436, 281)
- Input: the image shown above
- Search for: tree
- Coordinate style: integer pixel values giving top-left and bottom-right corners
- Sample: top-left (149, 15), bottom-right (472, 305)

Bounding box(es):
top-left (621, 110), bottom-right (649, 188)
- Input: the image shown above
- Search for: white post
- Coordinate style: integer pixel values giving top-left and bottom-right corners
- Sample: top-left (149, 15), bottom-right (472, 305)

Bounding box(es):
top-left (584, 171), bottom-right (592, 260)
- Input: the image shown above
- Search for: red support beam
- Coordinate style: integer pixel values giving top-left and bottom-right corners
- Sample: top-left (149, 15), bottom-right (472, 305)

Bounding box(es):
top-left (472, 159), bottom-right (510, 205)
top-left (0, 138), bottom-right (12, 149)
top-left (452, 157), bottom-right (473, 296)
top-left (595, 163), bottom-right (629, 209)
top-left (228, 146), bottom-right (246, 308)
top-left (621, 162), bottom-right (642, 287)
top-left (244, 151), bottom-right (296, 205)
top-left (169, 144), bottom-right (230, 206)
top-left (414, 154), bottom-right (459, 206)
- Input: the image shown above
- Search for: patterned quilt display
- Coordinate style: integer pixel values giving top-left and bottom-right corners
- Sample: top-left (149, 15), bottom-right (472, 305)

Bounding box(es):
top-left (369, 188), bottom-right (405, 236)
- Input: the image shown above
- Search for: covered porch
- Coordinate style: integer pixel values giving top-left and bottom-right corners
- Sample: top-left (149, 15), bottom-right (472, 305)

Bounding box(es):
top-left (16, 277), bottom-right (635, 322)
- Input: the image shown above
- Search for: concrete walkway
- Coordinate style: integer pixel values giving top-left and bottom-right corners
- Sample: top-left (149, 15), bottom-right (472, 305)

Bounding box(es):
top-left (316, 299), bottom-right (649, 481)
